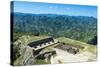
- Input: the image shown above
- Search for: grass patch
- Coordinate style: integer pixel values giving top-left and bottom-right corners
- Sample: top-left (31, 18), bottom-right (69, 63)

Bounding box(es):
top-left (34, 59), bottom-right (50, 65)
top-left (57, 37), bottom-right (96, 53)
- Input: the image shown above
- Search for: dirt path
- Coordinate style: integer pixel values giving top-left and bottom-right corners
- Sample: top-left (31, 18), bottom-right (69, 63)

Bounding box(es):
top-left (50, 48), bottom-right (96, 64)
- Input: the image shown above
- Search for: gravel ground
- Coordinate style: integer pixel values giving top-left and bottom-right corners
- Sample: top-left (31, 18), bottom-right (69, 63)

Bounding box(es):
top-left (50, 48), bottom-right (96, 64)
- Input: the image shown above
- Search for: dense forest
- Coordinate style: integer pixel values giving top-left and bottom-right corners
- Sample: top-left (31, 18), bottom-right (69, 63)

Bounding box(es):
top-left (12, 12), bottom-right (97, 44)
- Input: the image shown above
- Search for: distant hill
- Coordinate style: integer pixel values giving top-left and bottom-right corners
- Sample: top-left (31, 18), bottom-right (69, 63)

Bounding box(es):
top-left (11, 12), bottom-right (97, 43)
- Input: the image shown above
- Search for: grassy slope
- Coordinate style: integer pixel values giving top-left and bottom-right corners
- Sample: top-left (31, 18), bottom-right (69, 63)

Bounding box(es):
top-left (57, 37), bottom-right (97, 54)
top-left (13, 35), bottom-right (97, 65)
top-left (45, 37), bottom-right (96, 53)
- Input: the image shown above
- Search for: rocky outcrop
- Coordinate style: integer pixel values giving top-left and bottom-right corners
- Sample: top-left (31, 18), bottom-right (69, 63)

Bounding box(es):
top-left (12, 36), bottom-right (35, 65)
top-left (12, 35), bottom-right (56, 66)
top-left (35, 50), bottom-right (56, 62)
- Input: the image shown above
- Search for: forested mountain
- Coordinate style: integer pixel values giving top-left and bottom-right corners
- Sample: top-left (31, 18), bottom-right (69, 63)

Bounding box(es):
top-left (11, 12), bottom-right (97, 43)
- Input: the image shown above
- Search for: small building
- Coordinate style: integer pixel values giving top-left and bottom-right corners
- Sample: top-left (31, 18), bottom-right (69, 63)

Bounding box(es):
top-left (28, 37), bottom-right (58, 50)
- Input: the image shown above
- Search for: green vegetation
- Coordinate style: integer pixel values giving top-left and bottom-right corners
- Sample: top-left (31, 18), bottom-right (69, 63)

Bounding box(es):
top-left (34, 59), bottom-right (50, 65)
top-left (11, 44), bottom-right (20, 65)
top-left (88, 36), bottom-right (97, 45)
top-left (13, 32), bottom-right (34, 42)
top-left (12, 33), bottom-right (50, 65)
top-left (12, 12), bottom-right (97, 43)
top-left (57, 37), bottom-right (96, 53)
top-left (58, 60), bottom-right (63, 64)
top-left (12, 35), bottom-right (97, 65)
top-left (11, 12), bottom-right (97, 65)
